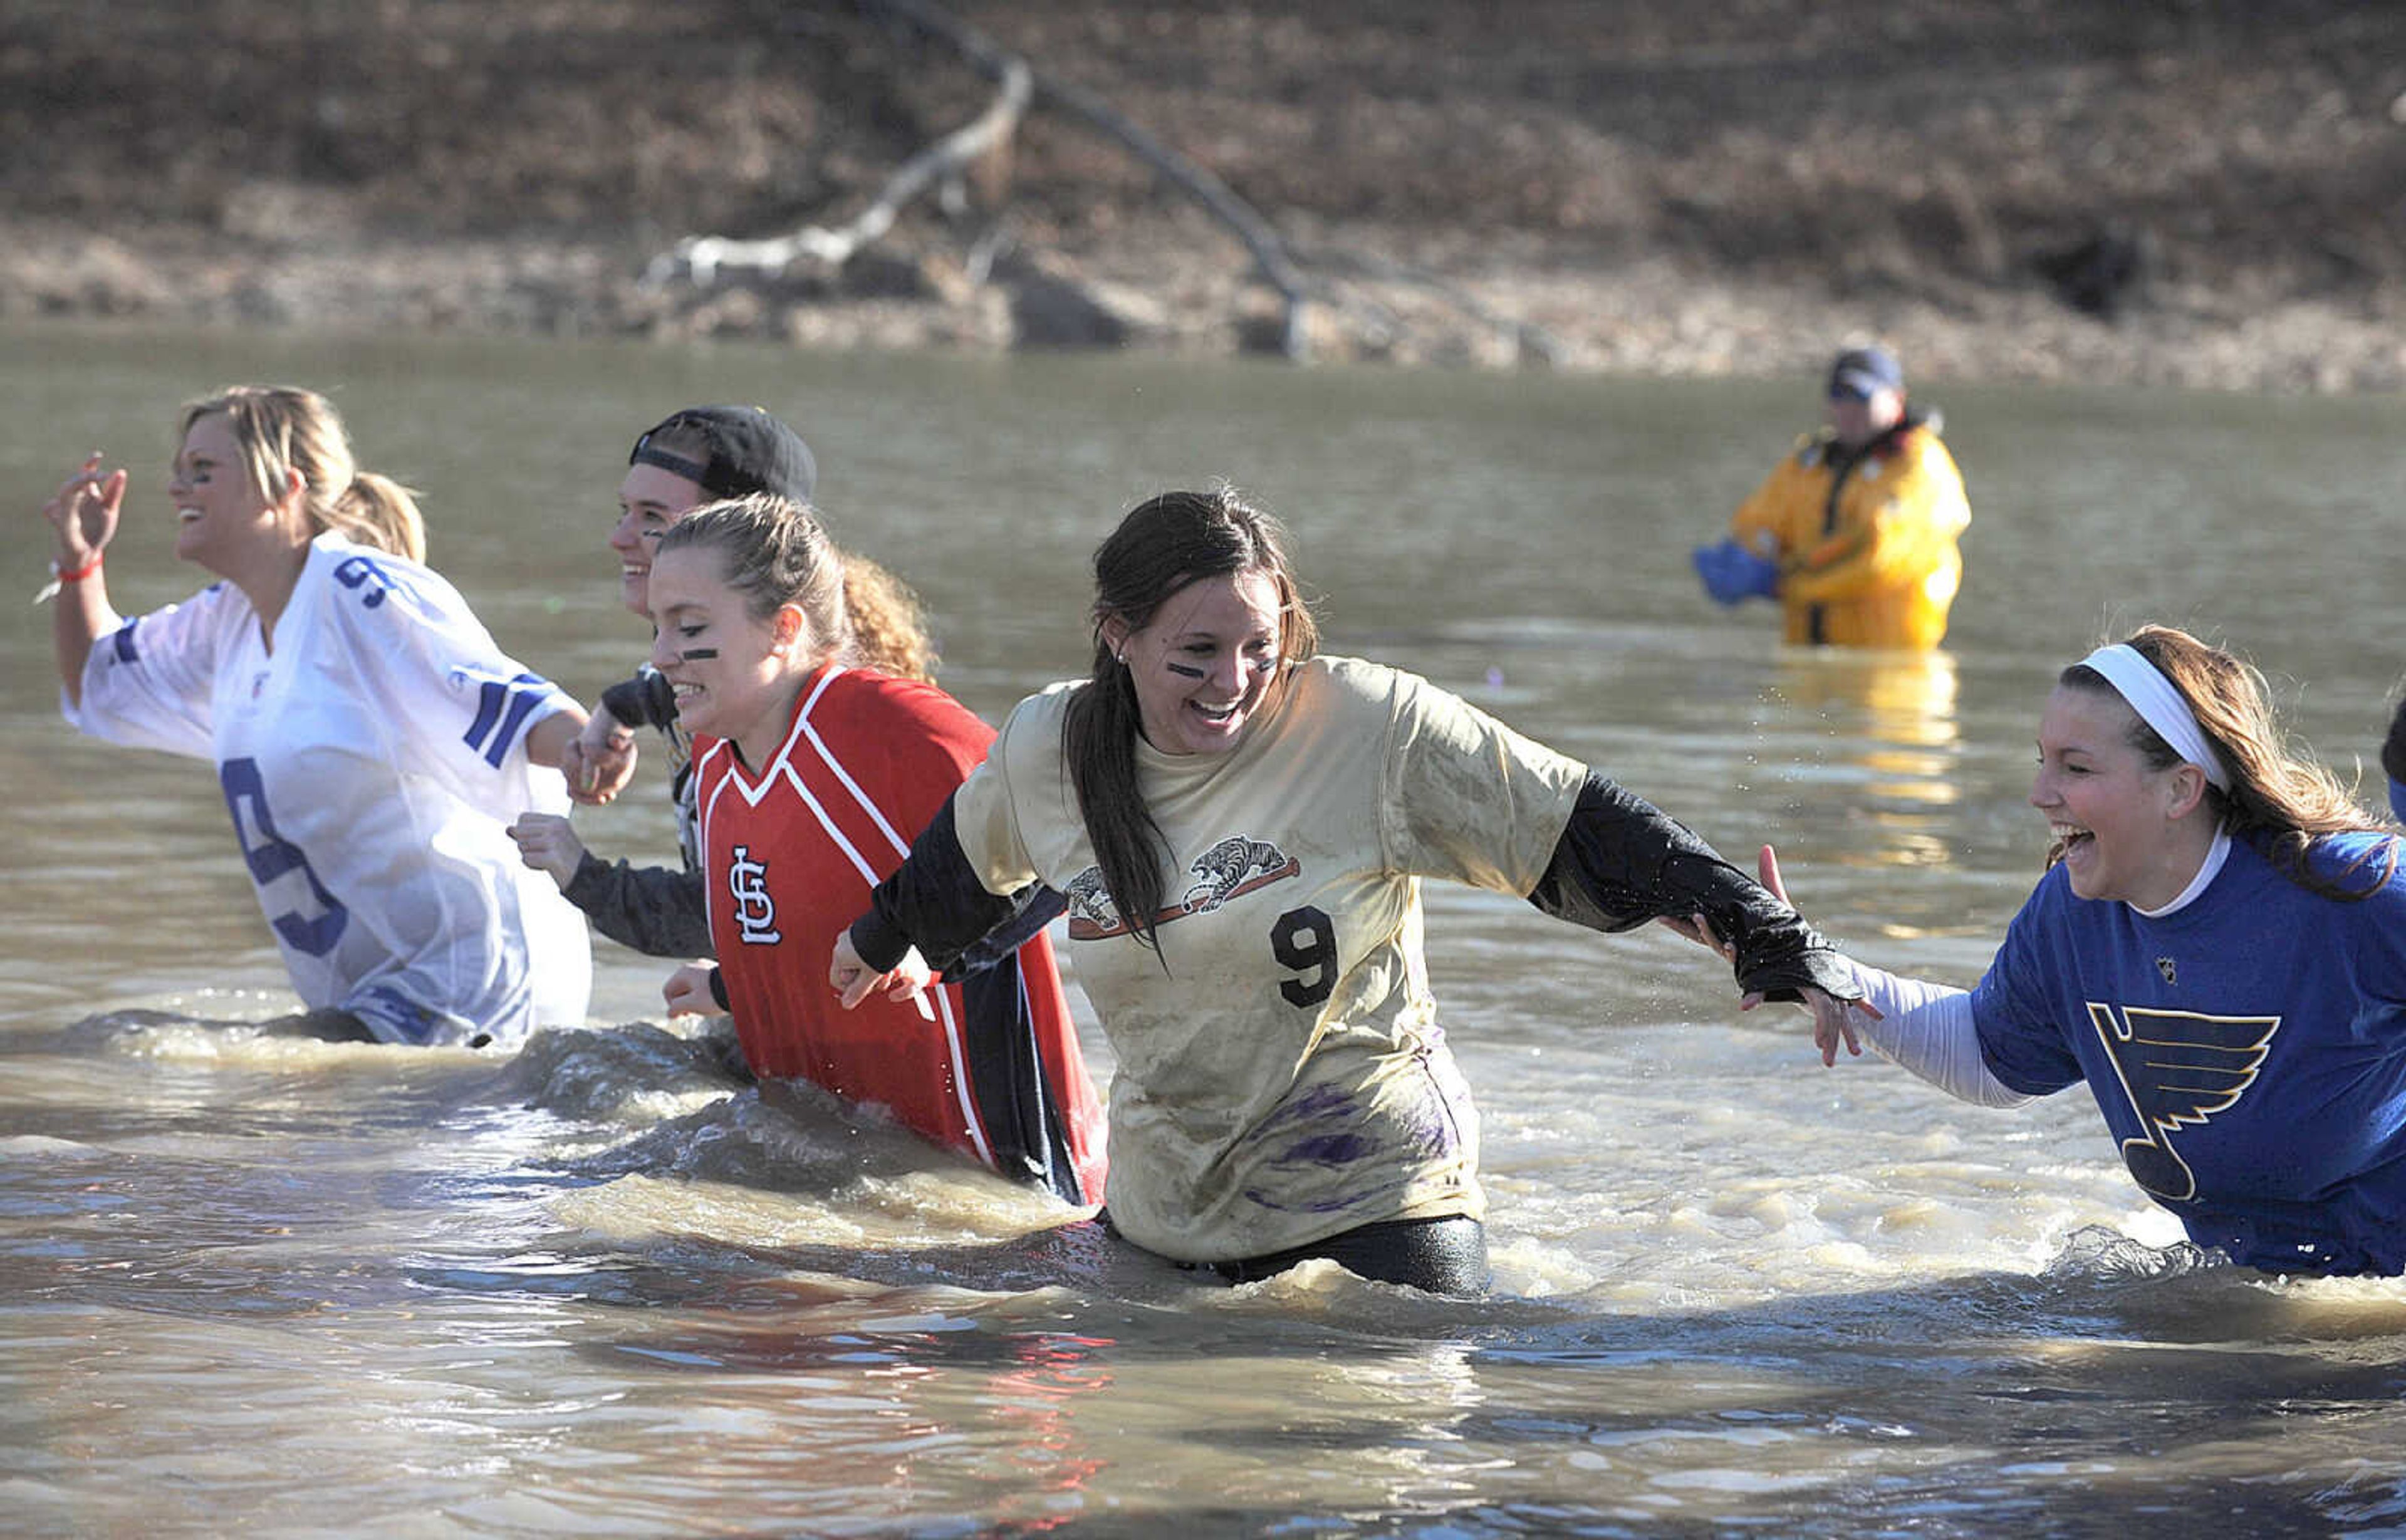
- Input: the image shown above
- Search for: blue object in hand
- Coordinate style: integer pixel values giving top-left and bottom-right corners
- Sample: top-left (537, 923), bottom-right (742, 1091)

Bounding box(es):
top-left (1692, 539), bottom-right (1781, 606)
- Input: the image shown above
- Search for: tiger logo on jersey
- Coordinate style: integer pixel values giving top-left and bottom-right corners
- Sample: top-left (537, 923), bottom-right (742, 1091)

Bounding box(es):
top-left (727, 844), bottom-right (781, 945)
top-left (2087, 1002), bottom-right (2282, 1202)
top-left (1064, 835), bottom-right (1301, 940)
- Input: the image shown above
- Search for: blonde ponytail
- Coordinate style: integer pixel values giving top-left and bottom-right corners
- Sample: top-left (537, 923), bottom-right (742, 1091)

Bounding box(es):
top-left (327, 471), bottom-right (426, 564)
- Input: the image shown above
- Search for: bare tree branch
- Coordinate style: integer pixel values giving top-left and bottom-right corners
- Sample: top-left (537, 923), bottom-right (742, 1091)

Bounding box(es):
top-left (641, 0), bottom-right (1028, 289)
top-left (861, 0), bottom-right (1315, 358)
top-left (1019, 63), bottom-right (1313, 359)
top-left (643, 0), bottom-right (1548, 367)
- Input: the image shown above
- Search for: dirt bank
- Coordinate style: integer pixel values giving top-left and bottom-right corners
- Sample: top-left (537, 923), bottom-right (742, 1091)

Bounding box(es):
top-left (5, 0), bottom-right (2402, 390)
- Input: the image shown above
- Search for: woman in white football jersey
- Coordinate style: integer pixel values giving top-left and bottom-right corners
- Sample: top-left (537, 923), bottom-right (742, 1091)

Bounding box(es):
top-left (41, 384), bottom-right (592, 1047)
top-left (831, 486), bottom-right (1860, 1294)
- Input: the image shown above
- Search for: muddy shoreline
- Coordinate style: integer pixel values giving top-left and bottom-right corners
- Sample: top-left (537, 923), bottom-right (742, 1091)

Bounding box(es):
top-left (5, 2), bottom-right (2400, 393)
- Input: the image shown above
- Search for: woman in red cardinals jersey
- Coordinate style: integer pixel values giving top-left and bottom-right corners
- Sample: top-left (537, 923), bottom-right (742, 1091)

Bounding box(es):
top-left (654, 494), bottom-right (1105, 1204)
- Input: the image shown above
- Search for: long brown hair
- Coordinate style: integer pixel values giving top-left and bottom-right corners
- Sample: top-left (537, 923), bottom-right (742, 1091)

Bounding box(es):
top-left (180, 385), bottom-right (425, 563)
top-left (1061, 486), bottom-right (1320, 959)
top-left (2057, 623), bottom-right (2394, 896)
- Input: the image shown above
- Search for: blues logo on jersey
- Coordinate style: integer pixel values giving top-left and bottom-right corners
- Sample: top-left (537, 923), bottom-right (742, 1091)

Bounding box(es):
top-left (2086, 1002), bottom-right (2281, 1203)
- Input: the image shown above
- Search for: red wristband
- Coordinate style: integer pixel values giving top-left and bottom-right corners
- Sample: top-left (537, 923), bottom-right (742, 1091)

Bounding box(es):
top-left (51, 554), bottom-right (103, 583)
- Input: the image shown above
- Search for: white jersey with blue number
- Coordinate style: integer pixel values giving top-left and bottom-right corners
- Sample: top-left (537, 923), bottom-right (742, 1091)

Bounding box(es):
top-left (64, 533), bottom-right (591, 1046)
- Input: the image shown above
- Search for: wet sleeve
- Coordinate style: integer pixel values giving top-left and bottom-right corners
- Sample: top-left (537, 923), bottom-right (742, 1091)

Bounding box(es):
top-left (1525, 771), bottom-right (1863, 1004)
top-left (63, 595), bottom-right (224, 759)
top-left (1384, 668), bottom-right (1586, 896)
top-left (1967, 884), bottom-right (2088, 1096)
top-left (946, 885), bottom-right (1069, 976)
top-left (340, 555), bottom-right (573, 791)
top-left (600, 667), bottom-right (679, 732)
top-left (1850, 961), bottom-right (2029, 1107)
top-left (561, 852), bottom-right (715, 959)
top-left (851, 797), bottom-right (1031, 975)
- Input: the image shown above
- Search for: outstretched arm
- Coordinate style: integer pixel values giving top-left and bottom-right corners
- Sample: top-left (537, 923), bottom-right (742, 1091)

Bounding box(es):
top-left (523, 704), bottom-right (594, 774)
top-left (1527, 773), bottom-right (1863, 1008)
top-left (1846, 960), bottom-right (2029, 1108)
top-left (1672, 843), bottom-right (2025, 1105)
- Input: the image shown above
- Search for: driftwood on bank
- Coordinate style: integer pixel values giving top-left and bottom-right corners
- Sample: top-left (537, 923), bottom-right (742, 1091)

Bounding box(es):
top-left (640, 1), bottom-right (1028, 289)
top-left (643, 0), bottom-right (1541, 365)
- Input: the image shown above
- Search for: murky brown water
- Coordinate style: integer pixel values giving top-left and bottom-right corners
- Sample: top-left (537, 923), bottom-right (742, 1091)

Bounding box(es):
top-left (4, 322), bottom-right (2403, 1537)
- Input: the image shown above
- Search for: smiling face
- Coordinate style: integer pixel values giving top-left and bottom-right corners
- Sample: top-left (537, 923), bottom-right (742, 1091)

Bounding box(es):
top-left (2031, 684), bottom-right (2211, 908)
top-left (168, 411), bottom-right (298, 575)
top-left (1107, 568), bottom-right (1284, 756)
top-left (645, 544), bottom-right (805, 764)
top-left (610, 461), bottom-right (711, 617)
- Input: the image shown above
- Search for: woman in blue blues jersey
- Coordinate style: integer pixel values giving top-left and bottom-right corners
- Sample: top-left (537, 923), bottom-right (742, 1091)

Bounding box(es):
top-left (41, 385), bottom-right (592, 1047)
top-left (1746, 625), bottom-right (2406, 1276)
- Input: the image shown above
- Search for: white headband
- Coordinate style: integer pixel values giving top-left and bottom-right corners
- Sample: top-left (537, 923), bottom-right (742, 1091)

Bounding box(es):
top-left (2076, 643), bottom-right (2232, 792)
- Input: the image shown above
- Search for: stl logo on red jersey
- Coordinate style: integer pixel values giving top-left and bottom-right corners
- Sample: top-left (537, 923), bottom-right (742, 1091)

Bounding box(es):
top-left (727, 845), bottom-right (781, 945)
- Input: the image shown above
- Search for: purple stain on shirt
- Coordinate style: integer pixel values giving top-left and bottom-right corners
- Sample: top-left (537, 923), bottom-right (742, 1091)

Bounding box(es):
top-left (1258, 1082), bottom-right (1358, 1129)
top-left (1282, 1131), bottom-right (1377, 1165)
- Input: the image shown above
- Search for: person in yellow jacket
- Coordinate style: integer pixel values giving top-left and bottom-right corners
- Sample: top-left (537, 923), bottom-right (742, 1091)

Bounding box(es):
top-left (1694, 346), bottom-right (1971, 650)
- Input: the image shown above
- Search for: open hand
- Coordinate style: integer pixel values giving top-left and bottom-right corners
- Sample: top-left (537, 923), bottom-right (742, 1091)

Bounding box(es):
top-left (43, 452), bottom-right (125, 567)
top-left (1667, 844), bottom-right (1873, 1065)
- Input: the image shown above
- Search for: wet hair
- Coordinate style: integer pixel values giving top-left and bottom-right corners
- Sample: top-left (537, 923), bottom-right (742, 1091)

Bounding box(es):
top-left (1061, 485), bottom-right (1320, 959)
top-left (650, 492), bottom-right (936, 682)
top-left (2057, 623), bottom-right (2394, 897)
top-left (179, 385), bottom-right (425, 563)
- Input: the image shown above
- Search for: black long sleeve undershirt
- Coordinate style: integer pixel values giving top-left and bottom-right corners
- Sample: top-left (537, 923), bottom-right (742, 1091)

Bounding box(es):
top-left (1526, 773), bottom-right (1858, 1003)
top-left (857, 774), bottom-right (1858, 1006)
top-left (850, 799), bottom-right (1063, 977)
top-left (562, 853), bottom-right (715, 959)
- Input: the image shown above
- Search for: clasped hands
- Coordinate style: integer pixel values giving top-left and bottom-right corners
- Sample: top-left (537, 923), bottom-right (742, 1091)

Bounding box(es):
top-left (1659, 844), bottom-right (1878, 1066)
